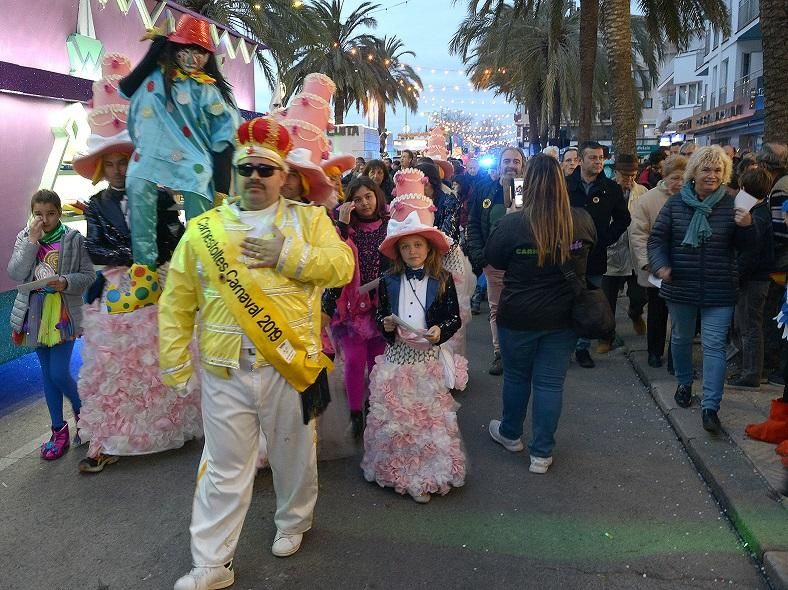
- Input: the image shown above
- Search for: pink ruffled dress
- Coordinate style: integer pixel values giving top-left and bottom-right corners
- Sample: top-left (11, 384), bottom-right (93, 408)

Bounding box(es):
top-left (77, 266), bottom-right (202, 458)
top-left (362, 338), bottom-right (466, 498)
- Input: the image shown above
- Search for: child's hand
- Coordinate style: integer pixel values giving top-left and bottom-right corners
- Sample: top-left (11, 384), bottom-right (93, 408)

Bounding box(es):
top-left (28, 216), bottom-right (44, 244)
top-left (383, 314), bottom-right (397, 332)
top-left (46, 277), bottom-right (67, 292)
top-left (425, 325), bottom-right (441, 344)
top-left (337, 202), bottom-right (355, 225)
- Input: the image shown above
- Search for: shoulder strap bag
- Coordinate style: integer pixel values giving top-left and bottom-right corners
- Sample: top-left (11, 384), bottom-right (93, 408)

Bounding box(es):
top-left (558, 260), bottom-right (615, 340)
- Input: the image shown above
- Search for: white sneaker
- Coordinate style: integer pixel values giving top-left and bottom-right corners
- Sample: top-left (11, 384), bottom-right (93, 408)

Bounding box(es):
top-left (488, 420), bottom-right (524, 452)
top-left (174, 562), bottom-right (234, 590)
top-left (271, 531), bottom-right (303, 557)
top-left (410, 492), bottom-right (431, 504)
top-left (529, 456), bottom-right (553, 474)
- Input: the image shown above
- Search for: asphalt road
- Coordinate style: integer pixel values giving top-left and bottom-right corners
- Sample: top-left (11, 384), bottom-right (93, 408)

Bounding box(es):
top-left (0, 311), bottom-right (769, 590)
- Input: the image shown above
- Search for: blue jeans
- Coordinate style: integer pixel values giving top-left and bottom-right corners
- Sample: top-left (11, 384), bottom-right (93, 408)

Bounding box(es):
top-left (498, 326), bottom-right (576, 457)
top-left (35, 341), bottom-right (81, 429)
top-left (667, 302), bottom-right (734, 411)
top-left (576, 274), bottom-right (603, 352)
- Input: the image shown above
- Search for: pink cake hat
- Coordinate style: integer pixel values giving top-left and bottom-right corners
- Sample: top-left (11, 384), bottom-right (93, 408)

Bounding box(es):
top-left (73, 54), bottom-right (134, 182)
top-left (424, 126), bottom-right (454, 180)
top-left (379, 168), bottom-right (453, 260)
top-left (272, 73), bottom-right (346, 205)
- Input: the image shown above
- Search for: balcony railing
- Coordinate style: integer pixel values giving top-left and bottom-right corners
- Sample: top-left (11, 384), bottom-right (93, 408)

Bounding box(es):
top-left (738, 0), bottom-right (759, 32)
top-left (733, 70), bottom-right (764, 101)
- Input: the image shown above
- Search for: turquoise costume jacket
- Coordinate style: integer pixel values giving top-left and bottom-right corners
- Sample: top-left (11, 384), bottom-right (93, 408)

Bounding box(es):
top-left (123, 69), bottom-right (239, 201)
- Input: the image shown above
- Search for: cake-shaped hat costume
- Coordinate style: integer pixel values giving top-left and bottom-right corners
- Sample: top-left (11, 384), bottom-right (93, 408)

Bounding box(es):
top-left (72, 54), bottom-right (134, 183)
top-left (423, 126), bottom-right (454, 181)
top-left (379, 168), bottom-right (453, 260)
top-left (273, 73), bottom-right (345, 205)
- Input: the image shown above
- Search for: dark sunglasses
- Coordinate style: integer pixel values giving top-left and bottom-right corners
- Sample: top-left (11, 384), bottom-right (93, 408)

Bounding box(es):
top-left (237, 163), bottom-right (282, 178)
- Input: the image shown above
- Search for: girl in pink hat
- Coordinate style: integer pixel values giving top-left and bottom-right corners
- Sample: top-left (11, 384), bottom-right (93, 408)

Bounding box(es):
top-left (361, 169), bottom-right (466, 504)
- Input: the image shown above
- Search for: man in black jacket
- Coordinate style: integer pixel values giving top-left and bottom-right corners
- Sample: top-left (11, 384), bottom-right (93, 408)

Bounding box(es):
top-left (84, 154), bottom-right (184, 302)
top-left (567, 141), bottom-right (631, 368)
top-left (467, 147), bottom-right (526, 375)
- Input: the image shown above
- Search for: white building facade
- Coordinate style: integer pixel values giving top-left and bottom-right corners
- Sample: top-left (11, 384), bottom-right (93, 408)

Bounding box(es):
top-left (656, 0), bottom-right (764, 150)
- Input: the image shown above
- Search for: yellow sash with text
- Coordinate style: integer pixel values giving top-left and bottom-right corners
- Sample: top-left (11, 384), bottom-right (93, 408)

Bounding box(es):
top-left (193, 209), bottom-right (332, 392)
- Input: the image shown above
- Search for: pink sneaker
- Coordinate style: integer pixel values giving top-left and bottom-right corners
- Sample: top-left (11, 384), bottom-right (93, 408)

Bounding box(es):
top-left (40, 424), bottom-right (70, 461)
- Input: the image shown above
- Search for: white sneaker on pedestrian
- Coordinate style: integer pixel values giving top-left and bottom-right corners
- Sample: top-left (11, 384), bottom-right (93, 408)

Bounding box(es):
top-left (529, 456), bottom-right (553, 474)
top-left (271, 531), bottom-right (303, 557)
top-left (488, 420), bottom-right (524, 452)
top-left (173, 562), bottom-right (234, 590)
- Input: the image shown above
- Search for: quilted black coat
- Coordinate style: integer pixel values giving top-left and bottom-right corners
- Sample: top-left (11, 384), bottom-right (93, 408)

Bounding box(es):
top-left (647, 192), bottom-right (757, 307)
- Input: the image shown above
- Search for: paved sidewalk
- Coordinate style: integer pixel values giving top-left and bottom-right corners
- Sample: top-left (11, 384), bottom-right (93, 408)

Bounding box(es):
top-left (609, 311), bottom-right (788, 590)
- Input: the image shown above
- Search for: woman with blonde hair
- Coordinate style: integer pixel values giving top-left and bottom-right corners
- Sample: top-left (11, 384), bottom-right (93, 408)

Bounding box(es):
top-left (630, 154), bottom-right (688, 367)
top-left (484, 154), bottom-right (596, 473)
top-left (648, 146), bottom-right (757, 433)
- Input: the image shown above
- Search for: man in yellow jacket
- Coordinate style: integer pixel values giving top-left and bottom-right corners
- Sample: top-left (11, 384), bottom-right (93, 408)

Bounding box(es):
top-left (159, 116), bottom-right (353, 590)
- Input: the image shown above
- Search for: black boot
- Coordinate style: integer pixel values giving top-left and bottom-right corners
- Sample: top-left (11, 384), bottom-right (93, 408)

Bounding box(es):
top-left (488, 351), bottom-right (503, 376)
top-left (702, 409), bottom-right (722, 433)
top-left (674, 384), bottom-right (692, 408)
top-left (350, 411), bottom-right (364, 439)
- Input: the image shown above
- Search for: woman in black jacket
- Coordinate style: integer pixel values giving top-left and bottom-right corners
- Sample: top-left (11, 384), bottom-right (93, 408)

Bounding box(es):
top-left (484, 155), bottom-right (596, 474)
top-left (648, 146), bottom-right (756, 433)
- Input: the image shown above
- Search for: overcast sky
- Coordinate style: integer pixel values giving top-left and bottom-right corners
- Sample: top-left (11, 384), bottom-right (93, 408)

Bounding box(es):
top-left (254, 0), bottom-right (643, 137)
top-left (255, 0), bottom-right (518, 139)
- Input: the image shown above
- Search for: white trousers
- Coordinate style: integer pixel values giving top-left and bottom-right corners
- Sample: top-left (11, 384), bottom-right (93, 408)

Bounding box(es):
top-left (190, 349), bottom-right (318, 566)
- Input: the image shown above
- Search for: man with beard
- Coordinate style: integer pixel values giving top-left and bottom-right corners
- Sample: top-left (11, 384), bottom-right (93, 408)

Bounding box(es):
top-left (467, 147), bottom-right (526, 375)
top-left (160, 116), bottom-right (353, 590)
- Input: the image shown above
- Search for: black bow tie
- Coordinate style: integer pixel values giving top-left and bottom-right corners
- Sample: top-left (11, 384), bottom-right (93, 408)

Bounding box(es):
top-left (405, 268), bottom-right (425, 281)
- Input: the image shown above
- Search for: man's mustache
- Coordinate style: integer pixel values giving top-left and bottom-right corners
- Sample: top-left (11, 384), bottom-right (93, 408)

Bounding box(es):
top-left (245, 181), bottom-right (265, 189)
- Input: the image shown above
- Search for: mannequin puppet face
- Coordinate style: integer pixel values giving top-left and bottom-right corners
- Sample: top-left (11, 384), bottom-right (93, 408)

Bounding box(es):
top-left (175, 44), bottom-right (210, 74)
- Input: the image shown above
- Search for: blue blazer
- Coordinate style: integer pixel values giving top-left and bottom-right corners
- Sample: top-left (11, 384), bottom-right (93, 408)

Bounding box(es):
top-left (376, 271), bottom-right (461, 345)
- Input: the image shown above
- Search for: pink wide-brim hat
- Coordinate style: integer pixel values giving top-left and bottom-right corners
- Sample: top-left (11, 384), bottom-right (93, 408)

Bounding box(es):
top-left (286, 147), bottom-right (335, 205)
top-left (322, 153), bottom-right (356, 175)
top-left (433, 159), bottom-right (454, 181)
top-left (379, 218), bottom-right (452, 260)
top-left (72, 132), bottom-right (134, 180)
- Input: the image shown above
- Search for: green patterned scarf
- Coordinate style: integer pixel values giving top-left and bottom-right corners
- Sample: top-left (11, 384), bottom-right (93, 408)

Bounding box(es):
top-left (39, 222), bottom-right (65, 244)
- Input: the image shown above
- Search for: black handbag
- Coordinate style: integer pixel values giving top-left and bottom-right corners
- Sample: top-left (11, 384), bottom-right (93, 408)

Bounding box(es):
top-left (559, 261), bottom-right (615, 339)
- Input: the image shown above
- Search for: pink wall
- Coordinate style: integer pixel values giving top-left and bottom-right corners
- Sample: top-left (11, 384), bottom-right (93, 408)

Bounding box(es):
top-left (0, 95), bottom-right (72, 291)
top-left (0, 0), bottom-right (258, 291)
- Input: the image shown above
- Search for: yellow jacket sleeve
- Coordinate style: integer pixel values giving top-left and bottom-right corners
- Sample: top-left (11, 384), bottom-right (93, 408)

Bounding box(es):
top-left (158, 234), bottom-right (200, 387)
top-left (276, 208), bottom-right (354, 288)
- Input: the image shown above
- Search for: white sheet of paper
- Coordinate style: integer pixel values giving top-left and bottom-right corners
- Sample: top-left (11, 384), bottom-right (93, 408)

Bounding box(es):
top-left (16, 276), bottom-right (58, 293)
top-left (647, 274), bottom-right (663, 289)
top-left (393, 314), bottom-right (423, 334)
top-left (734, 189), bottom-right (759, 212)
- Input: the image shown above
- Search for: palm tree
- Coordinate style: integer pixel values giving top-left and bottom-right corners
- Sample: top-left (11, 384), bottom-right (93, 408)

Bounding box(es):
top-left (178, 0), bottom-right (314, 89)
top-left (603, 0), bottom-right (730, 155)
top-left (284, 0), bottom-right (381, 123)
top-left (459, 0), bottom-right (730, 154)
top-left (360, 36), bottom-right (422, 135)
top-left (760, 0), bottom-right (788, 143)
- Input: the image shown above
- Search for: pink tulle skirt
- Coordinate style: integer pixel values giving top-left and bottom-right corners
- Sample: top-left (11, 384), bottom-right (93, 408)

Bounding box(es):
top-left (77, 303), bottom-right (203, 458)
top-left (361, 344), bottom-right (466, 497)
